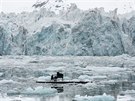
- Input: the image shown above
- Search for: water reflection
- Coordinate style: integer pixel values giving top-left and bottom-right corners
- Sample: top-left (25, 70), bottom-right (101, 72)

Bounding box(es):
top-left (0, 96), bottom-right (40, 101)
top-left (41, 95), bottom-right (72, 101)
top-left (51, 86), bottom-right (64, 93)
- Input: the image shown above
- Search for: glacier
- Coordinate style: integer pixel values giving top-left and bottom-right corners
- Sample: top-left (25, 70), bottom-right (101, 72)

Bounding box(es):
top-left (1, 3), bottom-right (135, 56)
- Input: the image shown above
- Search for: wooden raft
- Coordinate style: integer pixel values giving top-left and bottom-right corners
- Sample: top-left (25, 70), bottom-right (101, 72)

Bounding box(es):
top-left (36, 81), bottom-right (89, 84)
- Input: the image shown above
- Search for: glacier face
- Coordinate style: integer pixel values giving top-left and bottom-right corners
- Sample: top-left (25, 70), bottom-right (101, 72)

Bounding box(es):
top-left (1, 4), bottom-right (135, 56)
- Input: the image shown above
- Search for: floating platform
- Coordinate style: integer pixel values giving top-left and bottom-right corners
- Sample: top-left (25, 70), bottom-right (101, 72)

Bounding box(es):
top-left (36, 81), bottom-right (89, 84)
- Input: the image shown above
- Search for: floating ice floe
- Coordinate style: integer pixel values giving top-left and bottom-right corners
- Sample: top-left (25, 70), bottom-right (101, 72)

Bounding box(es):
top-left (101, 80), bottom-right (118, 85)
top-left (37, 76), bottom-right (51, 81)
top-left (0, 79), bottom-right (16, 84)
top-left (117, 90), bottom-right (135, 101)
top-left (83, 82), bottom-right (98, 89)
top-left (63, 76), bottom-right (71, 80)
top-left (124, 90), bottom-right (135, 94)
top-left (117, 95), bottom-right (135, 101)
top-left (0, 72), bottom-right (4, 77)
top-left (21, 86), bottom-right (57, 95)
top-left (46, 66), bottom-right (66, 71)
top-left (73, 93), bottom-right (115, 101)
top-left (7, 90), bottom-right (20, 96)
top-left (0, 96), bottom-right (39, 101)
top-left (7, 86), bottom-right (57, 96)
top-left (90, 76), bottom-right (107, 81)
top-left (78, 75), bottom-right (92, 81)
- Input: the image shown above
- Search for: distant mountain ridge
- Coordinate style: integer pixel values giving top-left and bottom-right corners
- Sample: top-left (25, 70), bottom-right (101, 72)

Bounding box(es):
top-left (0, 3), bottom-right (135, 56)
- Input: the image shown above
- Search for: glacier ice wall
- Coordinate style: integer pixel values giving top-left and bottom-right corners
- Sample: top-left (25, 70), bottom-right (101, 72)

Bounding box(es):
top-left (1, 5), bottom-right (135, 56)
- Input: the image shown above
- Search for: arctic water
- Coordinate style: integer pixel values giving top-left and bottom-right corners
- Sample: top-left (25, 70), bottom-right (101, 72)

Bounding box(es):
top-left (0, 55), bottom-right (135, 101)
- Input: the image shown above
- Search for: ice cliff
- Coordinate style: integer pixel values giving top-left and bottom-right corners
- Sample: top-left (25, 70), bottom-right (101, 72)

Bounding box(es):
top-left (1, 1), bottom-right (135, 56)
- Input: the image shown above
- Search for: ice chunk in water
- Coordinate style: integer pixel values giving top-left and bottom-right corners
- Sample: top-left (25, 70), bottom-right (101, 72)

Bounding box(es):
top-left (37, 76), bottom-right (51, 81)
top-left (0, 96), bottom-right (39, 101)
top-left (0, 72), bottom-right (4, 77)
top-left (7, 90), bottom-right (20, 96)
top-left (117, 95), bottom-right (134, 101)
top-left (73, 94), bottom-right (115, 101)
top-left (0, 79), bottom-right (16, 84)
top-left (78, 75), bottom-right (92, 81)
top-left (22, 86), bottom-right (57, 95)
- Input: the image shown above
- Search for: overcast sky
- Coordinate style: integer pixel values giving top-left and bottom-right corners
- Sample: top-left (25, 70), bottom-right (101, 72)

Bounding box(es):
top-left (0, 0), bottom-right (135, 14)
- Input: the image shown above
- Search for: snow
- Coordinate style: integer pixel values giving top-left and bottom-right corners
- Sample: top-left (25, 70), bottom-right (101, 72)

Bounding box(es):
top-left (73, 94), bottom-right (115, 101)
